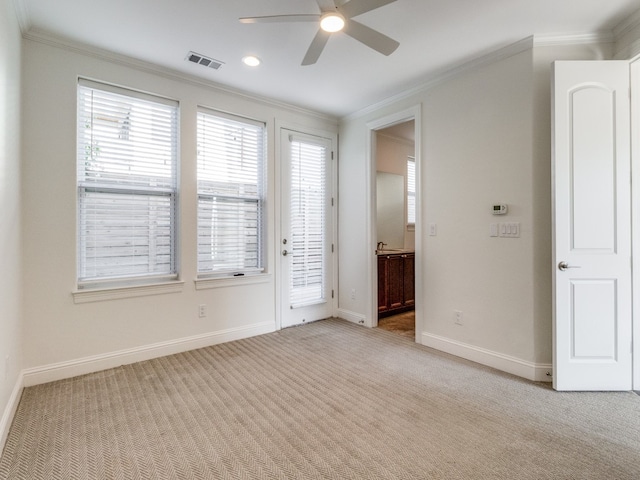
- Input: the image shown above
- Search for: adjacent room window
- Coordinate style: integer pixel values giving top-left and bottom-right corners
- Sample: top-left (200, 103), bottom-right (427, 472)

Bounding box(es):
top-left (196, 109), bottom-right (266, 276)
top-left (77, 80), bottom-right (179, 287)
top-left (407, 156), bottom-right (416, 225)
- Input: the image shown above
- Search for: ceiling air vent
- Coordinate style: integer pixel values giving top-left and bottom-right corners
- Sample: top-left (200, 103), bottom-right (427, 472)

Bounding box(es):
top-left (186, 51), bottom-right (224, 70)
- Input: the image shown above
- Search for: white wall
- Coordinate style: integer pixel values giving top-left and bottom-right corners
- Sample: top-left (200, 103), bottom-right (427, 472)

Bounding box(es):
top-left (20, 37), bottom-right (337, 379)
top-left (338, 41), bottom-right (609, 380)
top-left (0, 0), bottom-right (23, 448)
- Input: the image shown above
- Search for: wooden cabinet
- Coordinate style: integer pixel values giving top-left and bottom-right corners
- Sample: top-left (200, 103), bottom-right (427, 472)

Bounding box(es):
top-left (378, 252), bottom-right (415, 318)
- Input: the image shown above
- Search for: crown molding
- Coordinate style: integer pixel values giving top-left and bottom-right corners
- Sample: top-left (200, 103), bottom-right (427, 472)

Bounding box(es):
top-left (343, 31), bottom-right (619, 122)
top-left (22, 29), bottom-right (338, 124)
top-left (613, 7), bottom-right (640, 39)
top-left (343, 36), bottom-right (535, 121)
top-left (11, 0), bottom-right (31, 33)
top-left (532, 32), bottom-right (615, 47)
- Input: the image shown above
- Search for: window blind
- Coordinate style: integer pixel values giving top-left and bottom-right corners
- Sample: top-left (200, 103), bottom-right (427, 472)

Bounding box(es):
top-left (77, 80), bottom-right (178, 285)
top-left (289, 138), bottom-right (327, 308)
top-left (196, 110), bottom-right (266, 275)
top-left (407, 157), bottom-right (416, 225)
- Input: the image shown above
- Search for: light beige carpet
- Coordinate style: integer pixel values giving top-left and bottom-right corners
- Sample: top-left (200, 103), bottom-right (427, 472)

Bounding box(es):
top-left (1, 318), bottom-right (640, 479)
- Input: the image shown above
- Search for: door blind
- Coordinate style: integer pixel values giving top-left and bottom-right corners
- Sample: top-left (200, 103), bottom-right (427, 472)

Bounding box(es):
top-left (289, 138), bottom-right (327, 308)
top-left (77, 81), bottom-right (178, 285)
top-left (196, 110), bottom-right (266, 275)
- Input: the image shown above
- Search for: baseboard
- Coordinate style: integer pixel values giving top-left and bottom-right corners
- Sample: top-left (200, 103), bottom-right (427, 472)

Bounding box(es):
top-left (23, 321), bottom-right (276, 387)
top-left (336, 308), bottom-right (366, 325)
top-left (421, 332), bottom-right (552, 382)
top-left (0, 372), bottom-right (24, 455)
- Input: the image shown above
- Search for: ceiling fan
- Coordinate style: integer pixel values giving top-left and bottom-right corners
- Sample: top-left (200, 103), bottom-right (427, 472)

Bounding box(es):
top-left (239, 0), bottom-right (400, 66)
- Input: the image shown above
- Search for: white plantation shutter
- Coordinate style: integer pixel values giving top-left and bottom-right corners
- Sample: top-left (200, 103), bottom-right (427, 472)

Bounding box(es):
top-left (407, 157), bottom-right (416, 225)
top-left (77, 80), bottom-right (178, 285)
top-left (197, 109), bottom-right (266, 275)
top-left (289, 137), bottom-right (327, 308)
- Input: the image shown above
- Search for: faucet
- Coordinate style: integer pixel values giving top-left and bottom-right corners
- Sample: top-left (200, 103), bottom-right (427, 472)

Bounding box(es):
top-left (377, 241), bottom-right (387, 251)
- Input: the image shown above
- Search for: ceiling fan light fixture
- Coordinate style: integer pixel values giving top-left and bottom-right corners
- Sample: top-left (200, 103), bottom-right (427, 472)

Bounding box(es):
top-left (320, 12), bottom-right (345, 33)
top-left (242, 55), bottom-right (261, 67)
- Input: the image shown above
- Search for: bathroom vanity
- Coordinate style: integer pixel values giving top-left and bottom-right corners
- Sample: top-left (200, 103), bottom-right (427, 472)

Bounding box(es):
top-left (377, 250), bottom-right (415, 318)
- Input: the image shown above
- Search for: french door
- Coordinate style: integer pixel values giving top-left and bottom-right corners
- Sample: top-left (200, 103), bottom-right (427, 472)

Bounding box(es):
top-left (280, 129), bottom-right (334, 328)
top-left (552, 60), bottom-right (633, 390)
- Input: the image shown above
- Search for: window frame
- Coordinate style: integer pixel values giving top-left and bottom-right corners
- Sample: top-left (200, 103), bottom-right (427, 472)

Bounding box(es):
top-left (75, 79), bottom-right (180, 292)
top-left (195, 107), bottom-right (267, 280)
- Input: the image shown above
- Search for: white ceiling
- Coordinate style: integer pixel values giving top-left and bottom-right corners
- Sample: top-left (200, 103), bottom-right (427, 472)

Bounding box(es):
top-left (17, 0), bottom-right (640, 117)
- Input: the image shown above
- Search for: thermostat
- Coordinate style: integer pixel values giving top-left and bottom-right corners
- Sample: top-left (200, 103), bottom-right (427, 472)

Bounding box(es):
top-left (492, 204), bottom-right (508, 215)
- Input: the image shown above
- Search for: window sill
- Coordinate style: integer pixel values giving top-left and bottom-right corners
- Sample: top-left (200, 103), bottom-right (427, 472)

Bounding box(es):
top-left (195, 273), bottom-right (272, 290)
top-left (72, 280), bottom-right (185, 304)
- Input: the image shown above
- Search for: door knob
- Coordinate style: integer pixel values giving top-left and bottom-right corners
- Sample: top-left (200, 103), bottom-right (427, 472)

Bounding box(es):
top-left (558, 261), bottom-right (580, 271)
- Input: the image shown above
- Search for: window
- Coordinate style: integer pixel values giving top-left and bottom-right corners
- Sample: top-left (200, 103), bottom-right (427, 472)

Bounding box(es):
top-left (77, 80), bottom-right (178, 287)
top-left (407, 156), bottom-right (416, 225)
top-left (196, 109), bottom-right (266, 276)
top-left (288, 136), bottom-right (328, 308)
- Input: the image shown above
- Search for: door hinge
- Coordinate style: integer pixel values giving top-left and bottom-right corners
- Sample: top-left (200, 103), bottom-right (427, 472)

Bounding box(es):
top-left (331, 290), bottom-right (334, 299)
top-left (331, 151), bottom-right (334, 160)
top-left (331, 197), bottom-right (334, 206)
top-left (331, 243), bottom-right (334, 253)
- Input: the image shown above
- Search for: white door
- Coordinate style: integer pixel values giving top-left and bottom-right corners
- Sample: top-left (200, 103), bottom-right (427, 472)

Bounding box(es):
top-left (280, 130), bottom-right (334, 328)
top-left (552, 61), bottom-right (632, 391)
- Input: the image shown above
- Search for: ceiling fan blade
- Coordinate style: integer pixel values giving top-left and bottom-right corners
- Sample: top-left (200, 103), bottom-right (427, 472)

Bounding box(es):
top-left (315, 0), bottom-right (337, 12)
top-left (302, 29), bottom-right (331, 65)
top-left (340, 0), bottom-right (397, 18)
top-left (343, 19), bottom-right (399, 56)
top-left (240, 14), bottom-right (320, 24)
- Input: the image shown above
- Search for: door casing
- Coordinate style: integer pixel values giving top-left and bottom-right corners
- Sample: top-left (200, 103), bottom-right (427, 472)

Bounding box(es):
top-left (275, 122), bottom-right (338, 330)
top-left (366, 105), bottom-right (422, 342)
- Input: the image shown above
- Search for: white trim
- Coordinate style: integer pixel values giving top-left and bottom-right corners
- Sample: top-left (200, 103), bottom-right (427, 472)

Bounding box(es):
top-left (613, 7), bottom-right (640, 40)
top-left (615, 38), bottom-right (640, 61)
top-left (344, 37), bottom-right (534, 121)
top-left (631, 59), bottom-right (640, 391)
top-left (22, 29), bottom-right (337, 124)
top-left (532, 32), bottom-right (615, 47)
top-left (195, 273), bottom-right (271, 290)
top-left (366, 105), bottom-right (422, 338)
top-left (22, 321), bottom-right (276, 387)
top-left (337, 308), bottom-right (366, 325)
top-left (10, 0), bottom-right (31, 33)
top-left (0, 372), bottom-right (24, 454)
top-left (344, 32), bottom-right (618, 122)
top-left (72, 281), bottom-right (184, 304)
top-left (422, 332), bottom-right (553, 382)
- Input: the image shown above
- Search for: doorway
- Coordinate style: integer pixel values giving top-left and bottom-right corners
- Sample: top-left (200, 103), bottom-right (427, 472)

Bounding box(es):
top-left (367, 106), bottom-right (422, 342)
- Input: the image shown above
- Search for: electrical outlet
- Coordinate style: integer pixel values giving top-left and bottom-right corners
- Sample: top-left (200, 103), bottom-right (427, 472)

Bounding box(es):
top-left (454, 310), bottom-right (463, 325)
top-left (198, 304), bottom-right (207, 318)
top-left (350, 289), bottom-right (356, 300)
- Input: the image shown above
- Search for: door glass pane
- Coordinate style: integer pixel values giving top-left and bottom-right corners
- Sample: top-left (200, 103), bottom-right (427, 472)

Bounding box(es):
top-left (289, 139), bottom-right (326, 308)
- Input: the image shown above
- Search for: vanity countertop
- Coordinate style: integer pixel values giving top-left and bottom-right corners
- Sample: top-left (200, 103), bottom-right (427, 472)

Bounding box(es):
top-left (376, 249), bottom-right (415, 255)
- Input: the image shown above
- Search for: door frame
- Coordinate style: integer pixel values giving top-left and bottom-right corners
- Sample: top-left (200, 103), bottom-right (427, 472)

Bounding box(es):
top-left (631, 57), bottom-right (640, 391)
top-left (366, 105), bottom-right (422, 342)
top-left (274, 120), bottom-right (338, 331)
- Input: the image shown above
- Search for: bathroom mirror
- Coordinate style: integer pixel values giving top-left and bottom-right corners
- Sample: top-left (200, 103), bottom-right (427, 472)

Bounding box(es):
top-left (376, 172), bottom-right (405, 249)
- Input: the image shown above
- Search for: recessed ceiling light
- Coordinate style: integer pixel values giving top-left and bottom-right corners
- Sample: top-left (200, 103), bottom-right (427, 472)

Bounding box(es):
top-left (320, 12), bottom-right (345, 33)
top-left (242, 55), bottom-right (261, 67)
